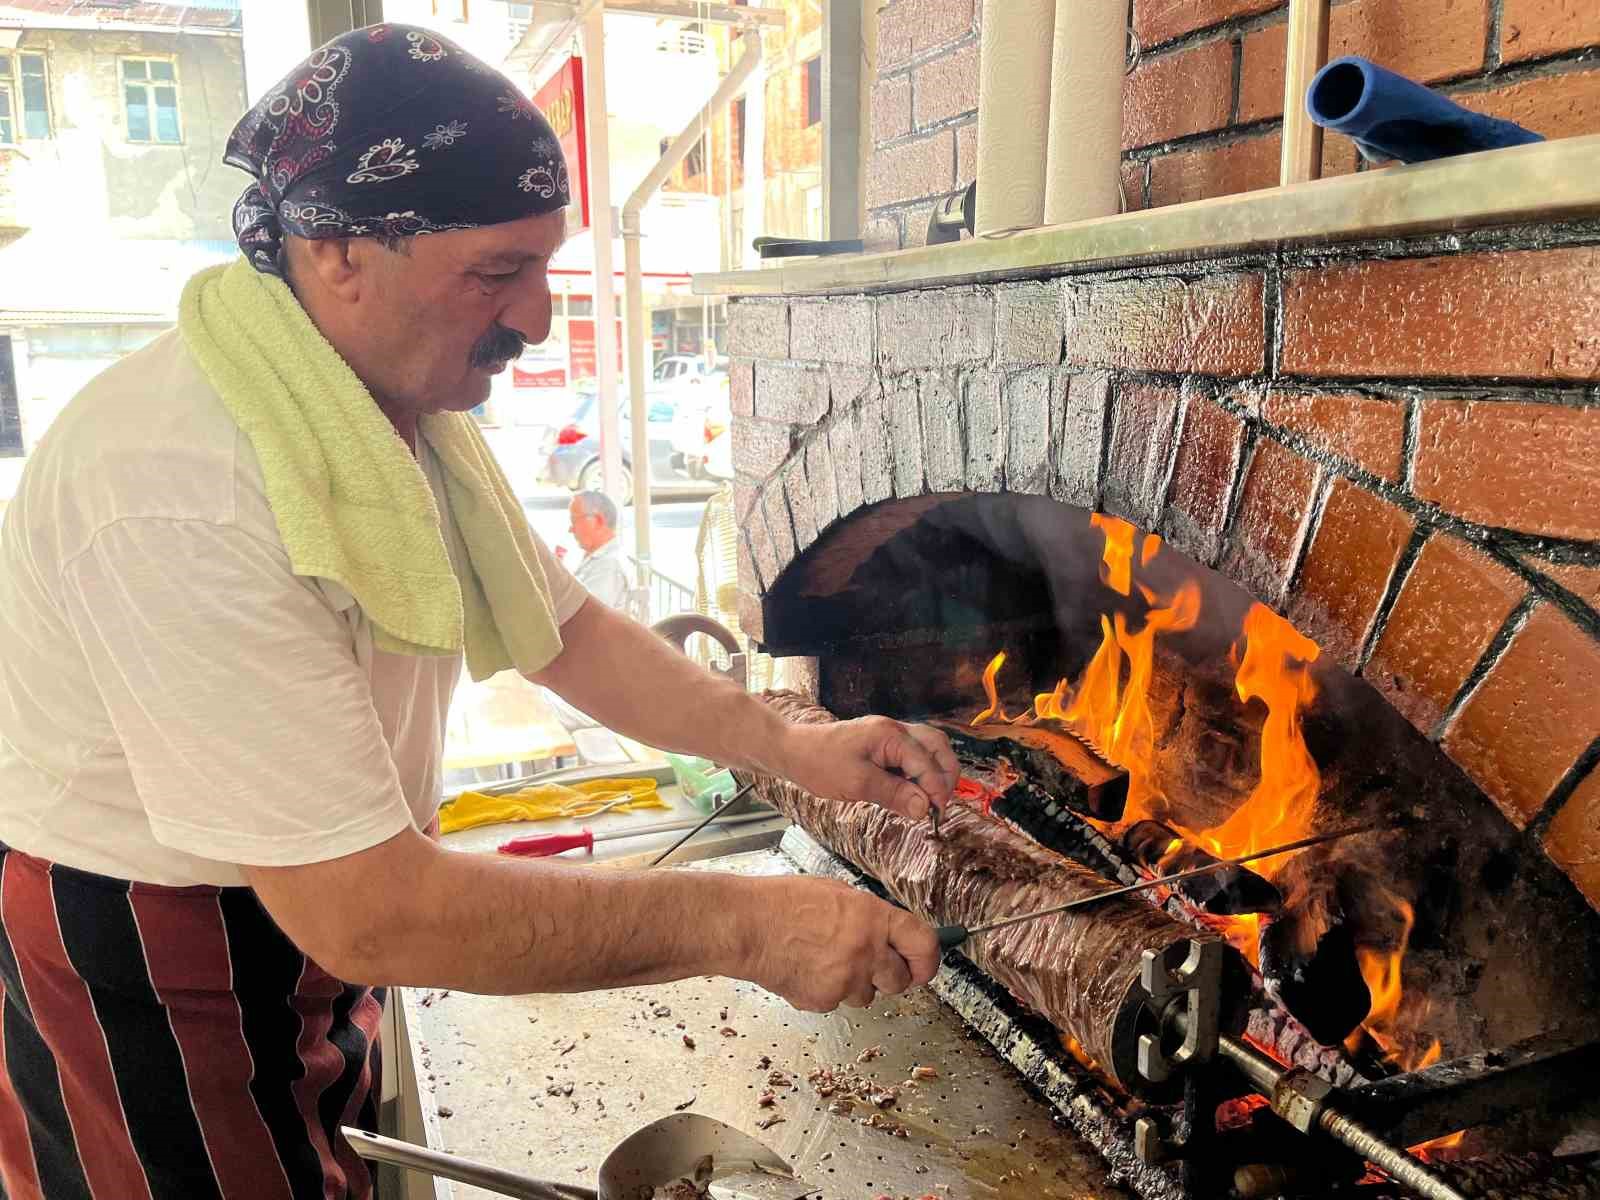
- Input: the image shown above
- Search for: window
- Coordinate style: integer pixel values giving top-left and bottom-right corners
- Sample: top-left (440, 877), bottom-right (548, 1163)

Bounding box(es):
top-left (0, 337), bottom-right (22, 458)
top-left (658, 136), bottom-right (706, 179)
top-left (804, 55), bottom-right (822, 127)
top-left (432, 0), bottom-right (470, 18)
top-left (0, 52), bottom-right (53, 143)
top-left (508, 2), bottom-right (533, 14)
top-left (121, 58), bottom-right (182, 144)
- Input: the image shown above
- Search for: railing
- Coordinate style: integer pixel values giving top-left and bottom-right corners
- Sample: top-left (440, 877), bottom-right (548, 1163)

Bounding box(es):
top-left (628, 557), bottom-right (697, 625)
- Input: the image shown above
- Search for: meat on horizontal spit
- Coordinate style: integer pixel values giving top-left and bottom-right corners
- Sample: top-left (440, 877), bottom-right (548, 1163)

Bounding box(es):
top-left (742, 692), bottom-right (1245, 1090)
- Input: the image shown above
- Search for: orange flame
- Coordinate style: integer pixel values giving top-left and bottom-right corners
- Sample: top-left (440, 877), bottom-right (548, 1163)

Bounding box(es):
top-left (971, 651), bottom-right (1011, 725)
top-left (965, 513), bottom-right (1442, 1068)
top-left (1189, 604), bottom-right (1321, 875)
top-left (1091, 513), bottom-right (1136, 596)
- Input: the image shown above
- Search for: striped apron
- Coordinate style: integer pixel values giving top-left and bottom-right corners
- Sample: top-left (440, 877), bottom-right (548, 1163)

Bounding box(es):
top-left (0, 846), bottom-right (384, 1199)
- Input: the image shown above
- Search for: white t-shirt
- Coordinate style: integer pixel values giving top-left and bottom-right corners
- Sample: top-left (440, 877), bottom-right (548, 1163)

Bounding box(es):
top-left (0, 330), bottom-right (589, 887)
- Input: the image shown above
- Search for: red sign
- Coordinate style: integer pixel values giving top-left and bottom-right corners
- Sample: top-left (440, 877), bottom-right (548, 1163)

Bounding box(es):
top-left (568, 319), bottom-right (623, 380)
top-left (533, 57), bottom-right (590, 235)
top-left (512, 364), bottom-right (567, 389)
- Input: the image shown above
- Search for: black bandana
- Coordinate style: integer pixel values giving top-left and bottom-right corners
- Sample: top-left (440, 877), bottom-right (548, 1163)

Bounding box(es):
top-left (225, 23), bottom-right (570, 276)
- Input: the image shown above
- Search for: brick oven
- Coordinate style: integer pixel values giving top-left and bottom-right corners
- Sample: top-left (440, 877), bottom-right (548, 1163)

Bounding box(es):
top-left (698, 152), bottom-right (1600, 1195)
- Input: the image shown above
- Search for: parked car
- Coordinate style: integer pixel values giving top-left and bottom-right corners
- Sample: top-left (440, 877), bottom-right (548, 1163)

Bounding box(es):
top-left (545, 388), bottom-right (684, 499)
top-left (669, 373), bottom-right (733, 481)
top-left (654, 354), bottom-right (728, 390)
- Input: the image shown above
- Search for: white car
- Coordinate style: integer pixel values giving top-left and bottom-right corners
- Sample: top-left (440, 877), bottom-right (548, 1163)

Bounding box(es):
top-left (669, 371), bottom-right (732, 481)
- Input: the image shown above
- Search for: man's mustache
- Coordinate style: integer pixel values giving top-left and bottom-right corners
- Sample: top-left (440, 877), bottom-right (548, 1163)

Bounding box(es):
top-left (469, 324), bottom-right (526, 369)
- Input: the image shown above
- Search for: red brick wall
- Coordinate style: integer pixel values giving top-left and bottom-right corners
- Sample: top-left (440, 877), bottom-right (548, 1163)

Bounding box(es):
top-left (866, 0), bottom-right (1600, 244)
top-left (725, 224), bottom-right (1600, 914)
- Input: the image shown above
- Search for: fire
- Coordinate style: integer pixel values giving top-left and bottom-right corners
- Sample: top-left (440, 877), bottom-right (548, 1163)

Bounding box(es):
top-left (966, 511), bottom-right (1440, 1071)
top-left (1091, 513), bottom-right (1136, 595)
top-left (972, 651), bottom-right (1012, 725)
top-left (1189, 604), bottom-right (1321, 875)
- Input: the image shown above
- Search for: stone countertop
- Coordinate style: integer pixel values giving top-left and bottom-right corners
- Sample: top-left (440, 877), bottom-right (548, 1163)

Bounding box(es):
top-left (397, 850), bottom-right (1125, 1200)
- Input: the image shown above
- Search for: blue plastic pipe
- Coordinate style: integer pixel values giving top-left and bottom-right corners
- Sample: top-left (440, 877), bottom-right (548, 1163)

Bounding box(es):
top-left (1306, 55), bottom-right (1543, 164)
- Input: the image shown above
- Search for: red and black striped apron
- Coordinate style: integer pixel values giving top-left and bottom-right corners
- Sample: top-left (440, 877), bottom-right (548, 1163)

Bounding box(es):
top-left (0, 846), bottom-right (385, 1199)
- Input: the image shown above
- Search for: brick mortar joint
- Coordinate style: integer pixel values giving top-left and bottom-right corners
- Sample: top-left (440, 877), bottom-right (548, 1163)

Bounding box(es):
top-left (1357, 525), bottom-right (1431, 672)
top-left (1526, 734), bottom-right (1600, 845)
top-left (1429, 593), bottom-right (1539, 743)
top-left (876, 28), bottom-right (981, 79)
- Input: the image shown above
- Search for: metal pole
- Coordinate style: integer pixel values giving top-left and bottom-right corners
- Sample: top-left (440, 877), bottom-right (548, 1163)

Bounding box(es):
top-left (821, 0), bottom-right (862, 241)
top-left (581, 8), bottom-right (626, 504)
top-left (1214, 1037), bottom-right (1470, 1200)
top-left (621, 31), bottom-right (763, 585)
top-left (1280, 0), bottom-right (1331, 184)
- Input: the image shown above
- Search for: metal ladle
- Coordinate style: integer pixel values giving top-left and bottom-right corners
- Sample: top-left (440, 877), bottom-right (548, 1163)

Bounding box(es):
top-left (345, 1112), bottom-right (800, 1200)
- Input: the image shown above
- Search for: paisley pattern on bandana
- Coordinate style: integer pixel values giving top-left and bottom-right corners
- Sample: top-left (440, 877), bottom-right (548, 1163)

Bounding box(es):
top-left (225, 23), bottom-right (569, 276)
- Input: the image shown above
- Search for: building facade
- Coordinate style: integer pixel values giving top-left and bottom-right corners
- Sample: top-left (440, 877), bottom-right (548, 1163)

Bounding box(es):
top-left (0, 0), bottom-right (246, 500)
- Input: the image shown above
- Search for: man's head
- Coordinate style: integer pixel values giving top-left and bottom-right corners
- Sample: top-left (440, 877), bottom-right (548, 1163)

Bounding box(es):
top-left (225, 25), bottom-right (571, 424)
top-left (569, 490), bottom-right (618, 554)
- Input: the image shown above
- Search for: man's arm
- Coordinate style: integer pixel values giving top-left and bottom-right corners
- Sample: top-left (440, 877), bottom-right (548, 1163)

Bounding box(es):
top-left (65, 517), bottom-right (938, 1009)
top-left (527, 598), bottom-right (960, 819)
top-left (242, 826), bottom-right (938, 1010)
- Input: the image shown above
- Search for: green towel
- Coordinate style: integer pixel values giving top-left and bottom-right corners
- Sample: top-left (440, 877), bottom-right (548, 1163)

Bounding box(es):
top-left (178, 258), bottom-right (563, 681)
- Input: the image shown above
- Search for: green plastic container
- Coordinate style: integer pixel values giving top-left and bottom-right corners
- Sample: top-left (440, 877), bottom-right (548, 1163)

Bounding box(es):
top-left (665, 752), bottom-right (740, 814)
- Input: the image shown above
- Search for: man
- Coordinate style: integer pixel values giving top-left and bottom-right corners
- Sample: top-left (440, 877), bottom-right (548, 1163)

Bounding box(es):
top-left (0, 27), bottom-right (954, 1200)
top-left (568, 489), bottom-right (630, 611)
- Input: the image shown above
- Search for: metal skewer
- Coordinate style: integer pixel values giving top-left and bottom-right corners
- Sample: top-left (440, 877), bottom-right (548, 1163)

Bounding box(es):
top-left (648, 782), bottom-right (759, 868)
top-left (936, 818), bottom-right (1405, 950)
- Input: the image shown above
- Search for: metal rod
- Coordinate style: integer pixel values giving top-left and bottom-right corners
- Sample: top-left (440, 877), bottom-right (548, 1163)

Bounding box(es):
top-left (1213, 1039), bottom-right (1469, 1200)
top-left (960, 819), bottom-right (1399, 938)
top-left (648, 781), bottom-right (759, 867)
top-left (621, 29), bottom-right (764, 584)
top-left (1280, 0), bottom-right (1331, 184)
top-left (342, 1128), bottom-right (598, 1200)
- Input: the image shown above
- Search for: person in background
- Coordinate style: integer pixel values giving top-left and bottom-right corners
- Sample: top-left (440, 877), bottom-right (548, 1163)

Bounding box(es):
top-left (569, 489), bottom-right (630, 610)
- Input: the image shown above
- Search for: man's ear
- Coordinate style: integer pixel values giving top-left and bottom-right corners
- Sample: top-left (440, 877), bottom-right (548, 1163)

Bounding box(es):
top-left (285, 235), bottom-right (361, 300)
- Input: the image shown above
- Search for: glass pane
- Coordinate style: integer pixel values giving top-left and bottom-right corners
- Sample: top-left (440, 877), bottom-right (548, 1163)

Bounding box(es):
top-left (0, 53), bottom-right (11, 78)
top-left (122, 59), bottom-right (147, 80)
top-left (0, 88), bottom-right (13, 145)
top-left (568, 296), bottom-right (594, 317)
top-left (149, 60), bottom-right (175, 82)
top-left (125, 85), bottom-right (150, 141)
top-left (20, 57), bottom-right (47, 139)
top-left (154, 87), bottom-right (179, 142)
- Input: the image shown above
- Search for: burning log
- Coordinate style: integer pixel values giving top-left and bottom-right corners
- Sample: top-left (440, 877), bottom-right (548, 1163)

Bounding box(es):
top-left (1257, 862), bottom-right (1373, 1048)
top-left (1122, 820), bottom-right (1283, 917)
top-left (937, 719), bottom-right (1129, 821)
top-left (748, 691), bottom-right (1247, 1094)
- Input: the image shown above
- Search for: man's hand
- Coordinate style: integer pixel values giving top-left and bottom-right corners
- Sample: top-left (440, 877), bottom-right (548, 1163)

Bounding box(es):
top-left (747, 877), bottom-right (941, 1012)
top-left (776, 716), bottom-right (960, 821)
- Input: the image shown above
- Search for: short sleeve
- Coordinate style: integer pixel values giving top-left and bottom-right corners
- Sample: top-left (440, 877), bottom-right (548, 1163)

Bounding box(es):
top-left (60, 518), bottom-right (416, 866)
top-left (533, 526), bottom-right (590, 625)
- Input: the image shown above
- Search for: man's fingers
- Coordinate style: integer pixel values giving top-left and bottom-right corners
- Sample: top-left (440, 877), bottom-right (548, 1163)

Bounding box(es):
top-left (871, 950), bottom-right (912, 999)
top-left (903, 724), bottom-right (960, 805)
top-left (888, 912), bottom-right (942, 988)
top-left (852, 760), bottom-right (930, 819)
top-left (872, 725), bottom-right (944, 818)
top-left (844, 982), bottom-right (878, 1009)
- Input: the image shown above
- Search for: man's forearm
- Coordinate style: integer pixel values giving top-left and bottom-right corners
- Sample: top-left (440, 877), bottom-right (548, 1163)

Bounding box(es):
top-left (286, 829), bottom-right (764, 993)
top-left (528, 598), bottom-right (797, 779)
